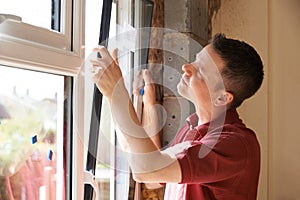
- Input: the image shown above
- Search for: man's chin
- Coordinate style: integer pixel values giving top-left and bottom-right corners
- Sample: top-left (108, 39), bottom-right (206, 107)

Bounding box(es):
top-left (177, 85), bottom-right (184, 97)
top-left (178, 90), bottom-right (191, 102)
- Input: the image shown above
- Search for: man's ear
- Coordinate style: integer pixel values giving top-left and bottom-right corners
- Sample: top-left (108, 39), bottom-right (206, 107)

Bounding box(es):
top-left (214, 92), bottom-right (234, 107)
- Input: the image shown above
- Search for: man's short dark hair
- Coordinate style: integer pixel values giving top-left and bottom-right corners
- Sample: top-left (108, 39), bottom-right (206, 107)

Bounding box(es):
top-left (211, 33), bottom-right (264, 108)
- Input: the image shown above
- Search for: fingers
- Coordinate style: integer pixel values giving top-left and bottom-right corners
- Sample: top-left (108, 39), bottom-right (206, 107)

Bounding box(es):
top-left (90, 47), bottom-right (117, 74)
top-left (90, 47), bottom-right (111, 84)
top-left (90, 59), bottom-right (105, 78)
top-left (143, 69), bottom-right (154, 86)
top-left (93, 46), bottom-right (111, 59)
top-left (133, 71), bottom-right (143, 96)
top-left (92, 46), bottom-right (119, 65)
top-left (142, 69), bottom-right (156, 105)
top-left (111, 48), bottom-right (119, 65)
top-left (90, 59), bottom-right (104, 69)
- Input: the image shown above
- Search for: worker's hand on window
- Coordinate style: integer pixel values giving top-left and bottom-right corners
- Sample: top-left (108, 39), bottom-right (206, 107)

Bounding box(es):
top-left (133, 69), bottom-right (156, 106)
top-left (142, 69), bottom-right (156, 106)
top-left (90, 46), bottom-right (125, 99)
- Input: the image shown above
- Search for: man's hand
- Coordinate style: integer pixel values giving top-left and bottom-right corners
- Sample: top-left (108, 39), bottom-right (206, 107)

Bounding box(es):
top-left (133, 69), bottom-right (156, 106)
top-left (90, 46), bottom-right (124, 99)
top-left (133, 69), bottom-right (162, 149)
top-left (141, 69), bottom-right (156, 106)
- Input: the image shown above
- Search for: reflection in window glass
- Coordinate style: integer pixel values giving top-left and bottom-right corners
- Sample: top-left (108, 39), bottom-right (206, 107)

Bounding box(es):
top-left (0, 66), bottom-right (65, 200)
top-left (0, 0), bottom-right (58, 30)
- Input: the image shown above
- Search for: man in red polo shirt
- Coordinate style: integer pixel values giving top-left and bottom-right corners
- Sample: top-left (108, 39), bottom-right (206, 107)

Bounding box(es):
top-left (91, 33), bottom-right (264, 199)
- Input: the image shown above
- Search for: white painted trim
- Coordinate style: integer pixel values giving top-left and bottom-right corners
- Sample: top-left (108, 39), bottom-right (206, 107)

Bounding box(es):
top-left (73, 71), bottom-right (85, 200)
top-left (0, 18), bottom-right (83, 75)
top-left (0, 37), bottom-right (82, 75)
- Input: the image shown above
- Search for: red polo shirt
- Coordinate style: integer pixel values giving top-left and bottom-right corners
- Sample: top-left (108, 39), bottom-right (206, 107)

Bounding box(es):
top-left (163, 109), bottom-right (260, 200)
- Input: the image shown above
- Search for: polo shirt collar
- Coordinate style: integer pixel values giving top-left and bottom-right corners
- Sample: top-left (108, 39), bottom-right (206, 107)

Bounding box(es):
top-left (185, 109), bottom-right (240, 130)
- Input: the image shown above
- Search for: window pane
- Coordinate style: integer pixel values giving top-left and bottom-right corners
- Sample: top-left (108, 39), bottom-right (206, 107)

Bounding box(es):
top-left (0, 0), bottom-right (59, 30)
top-left (84, 0), bottom-right (115, 199)
top-left (0, 66), bottom-right (65, 200)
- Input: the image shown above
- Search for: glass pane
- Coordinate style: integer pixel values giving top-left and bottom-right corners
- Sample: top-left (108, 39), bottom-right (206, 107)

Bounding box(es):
top-left (95, 98), bottom-right (113, 200)
top-left (134, 0), bottom-right (154, 69)
top-left (0, 0), bottom-right (60, 30)
top-left (84, 1), bottom-right (117, 199)
top-left (0, 66), bottom-right (65, 200)
top-left (83, 0), bottom-right (155, 199)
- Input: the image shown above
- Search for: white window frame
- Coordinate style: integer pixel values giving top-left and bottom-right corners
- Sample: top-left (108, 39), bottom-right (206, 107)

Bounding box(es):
top-left (0, 0), bottom-right (86, 199)
top-left (0, 0), bottom-right (84, 76)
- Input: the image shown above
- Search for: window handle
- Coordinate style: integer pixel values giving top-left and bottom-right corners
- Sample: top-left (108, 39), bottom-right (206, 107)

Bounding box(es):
top-left (84, 170), bottom-right (100, 200)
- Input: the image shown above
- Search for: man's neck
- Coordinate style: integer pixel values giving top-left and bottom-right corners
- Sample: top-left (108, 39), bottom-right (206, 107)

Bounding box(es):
top-left (196, 107), bottom-right (211, 126)
top-left (196, 106), bottom-right (228, 126)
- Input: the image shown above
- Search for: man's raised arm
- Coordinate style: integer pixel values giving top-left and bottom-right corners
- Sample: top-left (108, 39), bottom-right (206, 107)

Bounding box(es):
top-left (90, 47), bottom-right (181, 183)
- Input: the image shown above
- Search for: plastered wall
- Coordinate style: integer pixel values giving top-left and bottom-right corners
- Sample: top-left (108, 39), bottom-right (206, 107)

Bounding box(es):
top-left (269, 0), bottom-right (300, 199)
top-left (212, 0), bottom-right (300, 199)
